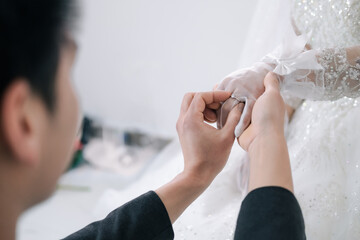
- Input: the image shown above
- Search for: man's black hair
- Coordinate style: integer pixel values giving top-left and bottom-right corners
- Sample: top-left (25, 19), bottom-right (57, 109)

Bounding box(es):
top-left (0, 0), bottom-right (77, 110)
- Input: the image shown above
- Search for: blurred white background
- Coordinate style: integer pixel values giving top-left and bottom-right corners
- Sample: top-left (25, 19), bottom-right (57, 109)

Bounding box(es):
top-left (74, 0), bottom-right (258, 138)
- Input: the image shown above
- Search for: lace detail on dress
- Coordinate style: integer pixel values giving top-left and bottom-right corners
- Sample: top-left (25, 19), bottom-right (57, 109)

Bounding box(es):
top-left (278, 47), bottom-right (360, 101)
top-left (316, 48), bottom-right (360, 100)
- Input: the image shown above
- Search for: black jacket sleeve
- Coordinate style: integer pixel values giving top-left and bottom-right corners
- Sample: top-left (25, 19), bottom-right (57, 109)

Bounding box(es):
top-left (234, 186), bottom-right (306, 240)
top-left (63, 191), bottom-right (174, 240)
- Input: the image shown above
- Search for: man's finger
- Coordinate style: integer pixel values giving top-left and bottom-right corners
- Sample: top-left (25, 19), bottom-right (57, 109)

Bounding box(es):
top-left (180, 92), bottom-right (195, 115)
top-left (204, 108), bottom-right (217, 123)
top-left (222, 102), bottom-right (243, 137)
top-left (264, 72), bottom-right (280, 92)
top-left (238, 123), bottom-right (255, 151)
top-left (207, 102), bottom-right (221, 110)
top-left (190, 91), bottom-right (231, 115)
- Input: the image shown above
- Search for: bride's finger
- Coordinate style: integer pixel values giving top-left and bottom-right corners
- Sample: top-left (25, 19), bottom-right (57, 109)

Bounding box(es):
top-left (235, 100), bottom-right (254, 137)
top-left (216, 98), bottom-right (239, 129)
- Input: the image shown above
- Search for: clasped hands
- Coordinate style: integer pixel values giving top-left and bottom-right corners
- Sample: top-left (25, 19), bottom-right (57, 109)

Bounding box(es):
top-left (176, 72), bottom-right (285, 187)
top-left (216, 62), bottom-right (274, 137)
top-left (156, 72), bottom-right (287, 224)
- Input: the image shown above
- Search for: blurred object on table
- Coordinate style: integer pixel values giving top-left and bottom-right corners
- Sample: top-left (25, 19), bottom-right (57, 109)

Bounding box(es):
top-left (69, 115), bottom-right (172, 179)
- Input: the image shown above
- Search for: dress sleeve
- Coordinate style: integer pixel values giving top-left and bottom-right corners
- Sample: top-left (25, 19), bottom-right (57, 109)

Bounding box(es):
top-left (234, 186), bottom-right (306, 240)
top-left (280, 45), bottom-right (360, 101)
top-left (62, 191), bottom-right (174, 240)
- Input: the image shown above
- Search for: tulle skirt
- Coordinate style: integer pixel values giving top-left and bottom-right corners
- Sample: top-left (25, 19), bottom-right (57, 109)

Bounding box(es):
top-left (173, 97), bottom-right (360, 239)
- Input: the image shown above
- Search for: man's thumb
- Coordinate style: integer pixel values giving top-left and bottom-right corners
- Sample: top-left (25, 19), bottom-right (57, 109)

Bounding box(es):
top-left (222, 103), bottom-right (243, 136)
top-left (264, 72), bottom-right (280, 92)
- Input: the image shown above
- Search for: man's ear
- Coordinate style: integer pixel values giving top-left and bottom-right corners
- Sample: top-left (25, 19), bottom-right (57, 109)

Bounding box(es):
top-left (1, 79), bottom-right (45, 166)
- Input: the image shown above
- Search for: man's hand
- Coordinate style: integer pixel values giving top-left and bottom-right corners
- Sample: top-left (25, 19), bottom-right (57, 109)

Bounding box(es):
top-left (156, 91), bottom-right (241, 223)
top-left (176, 91), bottom-right (242, 185)
top-left (239, 72), bottom-right (286, 151)
top-left (237, 72), bottom-right (294, 193)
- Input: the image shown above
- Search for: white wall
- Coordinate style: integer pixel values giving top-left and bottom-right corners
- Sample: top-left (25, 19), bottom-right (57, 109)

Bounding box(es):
top-left (74, 0), bottom-right (258, 138)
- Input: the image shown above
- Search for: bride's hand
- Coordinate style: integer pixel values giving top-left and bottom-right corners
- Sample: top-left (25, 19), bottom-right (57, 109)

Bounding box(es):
top-left (216, 62), bottom-right (272, 137)
top-left (176, 91), bottom-right (242, 186)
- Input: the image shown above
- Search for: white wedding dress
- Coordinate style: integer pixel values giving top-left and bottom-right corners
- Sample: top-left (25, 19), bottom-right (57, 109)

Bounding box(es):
top-left (95, 1), bottom-right (360, 239)
top-left (282, 0), bottom-right (360, 239)
top-left (175, 0), bottom-right (360, 239)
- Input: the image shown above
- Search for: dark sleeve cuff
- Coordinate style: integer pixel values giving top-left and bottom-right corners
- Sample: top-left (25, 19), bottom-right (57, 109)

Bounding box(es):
top-left (234, 186), bottom-right (306, 240)
top-left (63, 191), bottom-right (174, 240)
top-left (114, 190), bottom-right (174, 240)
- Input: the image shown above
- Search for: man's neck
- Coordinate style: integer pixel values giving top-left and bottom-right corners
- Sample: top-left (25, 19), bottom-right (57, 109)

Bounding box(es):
top-left (0, 204), bottom-right (18, 240)
top-left (0, 177), bottom-right (20, 240)
top-left (0, 157), bottom-right (28, 240)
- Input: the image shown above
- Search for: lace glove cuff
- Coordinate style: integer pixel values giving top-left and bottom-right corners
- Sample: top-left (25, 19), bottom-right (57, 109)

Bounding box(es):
top-left (263, 30), bottom-right (360, 101)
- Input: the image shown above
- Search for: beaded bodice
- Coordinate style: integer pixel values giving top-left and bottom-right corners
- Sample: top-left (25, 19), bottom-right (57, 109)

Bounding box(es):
top-left (280, 0), bottom-right (360, 101)
top-left (292, 0), bottom-right (360, 48)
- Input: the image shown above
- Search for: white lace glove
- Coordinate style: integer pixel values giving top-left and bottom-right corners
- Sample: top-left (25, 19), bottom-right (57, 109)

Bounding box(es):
top-left (216, 62), bottom-right (274, 137)
top-left (263, 30), bottom-right (360, 101)
top-left (216, 32), bottom-right (317, 137)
